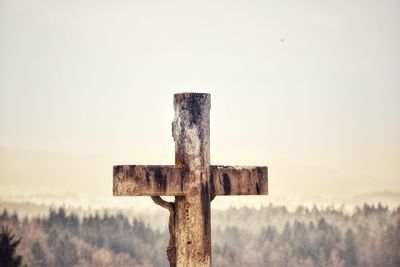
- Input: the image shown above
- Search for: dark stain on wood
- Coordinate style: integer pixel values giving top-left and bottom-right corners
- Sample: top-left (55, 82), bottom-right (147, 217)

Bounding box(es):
top-left (256, 183), bottom-right (260, 195)
top-left (209, 171), bottom-right (215, 196)
top-left (198, 128), bottom-right (204, 166)
top-left (180, 168), bottom-right (188, 192)
top-left (155, 168), bottom-right (167, 192)
top-left (128, 165), bottom-right (136, 176)
top-left (201, 181), bottom-right (210, 238)
top-left (186, 94), bottom-right (202, 126)
top-left (222, 173), bottom-right (231, 195)
top-left (114, 165), bottom-right (124, 179)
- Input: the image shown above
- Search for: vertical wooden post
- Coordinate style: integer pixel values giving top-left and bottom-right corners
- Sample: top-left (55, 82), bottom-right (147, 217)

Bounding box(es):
top-left (172, 93), bottom-right (211, 267)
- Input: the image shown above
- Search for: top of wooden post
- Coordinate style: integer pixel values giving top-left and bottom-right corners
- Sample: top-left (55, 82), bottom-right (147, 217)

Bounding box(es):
top-left (173, 93), bottom-right (211, 171)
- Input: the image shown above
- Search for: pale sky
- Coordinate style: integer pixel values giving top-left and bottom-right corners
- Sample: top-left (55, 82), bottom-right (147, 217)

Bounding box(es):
top-left (0, 0), bottom-right (399, 206)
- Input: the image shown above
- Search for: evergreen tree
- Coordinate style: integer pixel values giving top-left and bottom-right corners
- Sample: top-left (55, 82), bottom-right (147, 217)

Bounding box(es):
top-left (31, 240), bottom-right (47, 267)
top-left (47, 227), bottom-right (59, 248)
top-left (0, 209), bottom-right (9, 222)
top-left (293, 221), bottom-right (310, 259)
top-left (394, 220), bottom-right (400, 267)
top-left (0, 226), bottom-right (23, 267)
top-left (10, 213), bottom-right (19, 226)
top-left (281, 222), bottom-right (292, 243)
top-left (343, 229), bottom-right (357, 267)
top-left (53, 232), bottom-right (78, 267)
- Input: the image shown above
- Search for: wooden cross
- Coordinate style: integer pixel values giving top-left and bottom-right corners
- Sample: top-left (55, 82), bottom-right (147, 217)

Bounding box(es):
top-left (113, 93), bottom-right (268, 267)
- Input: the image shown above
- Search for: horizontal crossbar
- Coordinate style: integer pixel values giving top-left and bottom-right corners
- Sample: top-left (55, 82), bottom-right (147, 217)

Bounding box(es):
top-left (113, 165), bottom-right (268, 196)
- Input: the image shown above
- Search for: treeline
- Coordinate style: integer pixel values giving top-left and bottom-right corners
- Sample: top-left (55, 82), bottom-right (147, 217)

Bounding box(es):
top-left (1, 208), bottom-right (168, 267)
top-left (1, 204), bottom-right (399, 267)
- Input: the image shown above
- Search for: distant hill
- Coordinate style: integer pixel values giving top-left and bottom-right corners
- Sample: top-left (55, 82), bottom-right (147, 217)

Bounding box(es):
top-left (351, 190), bottom-right (400, 207)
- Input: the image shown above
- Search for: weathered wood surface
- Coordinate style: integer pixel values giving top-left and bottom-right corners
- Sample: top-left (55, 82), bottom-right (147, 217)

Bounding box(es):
top-left (210, 166), bottom-right (268, 195)
top-left (113, 165), bottom-right (268, 196)
top-left (113, 165), bottom-right (183, 196)
top-left (172, 93), bottom-right (211, 267)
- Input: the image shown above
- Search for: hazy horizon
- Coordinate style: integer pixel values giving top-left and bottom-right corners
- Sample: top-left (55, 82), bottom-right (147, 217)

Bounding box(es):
top-left (1, 0), bottom-right (399, 207)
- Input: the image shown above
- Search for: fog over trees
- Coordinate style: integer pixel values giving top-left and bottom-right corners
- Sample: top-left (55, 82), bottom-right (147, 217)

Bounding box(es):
top-left (0, 203), bottom-right (399, 267)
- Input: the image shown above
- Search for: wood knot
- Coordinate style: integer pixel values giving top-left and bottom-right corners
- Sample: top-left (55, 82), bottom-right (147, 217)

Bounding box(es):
top-left (190, 187), bottom-right (199, 196)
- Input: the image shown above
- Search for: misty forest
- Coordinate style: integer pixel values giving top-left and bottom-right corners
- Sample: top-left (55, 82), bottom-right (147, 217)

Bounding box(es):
top-left (0, 203), bottom-right (399, 267)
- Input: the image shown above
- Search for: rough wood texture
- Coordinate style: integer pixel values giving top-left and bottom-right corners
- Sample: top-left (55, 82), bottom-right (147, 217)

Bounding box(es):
top-left (210, 166), bottom-right (268, 195)
top-left (173, 93), bottom-right (211, 267)
top-left (113, 165), bottom-right (268, 196)
top-left (113, 165), bottom-right (183, 196)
